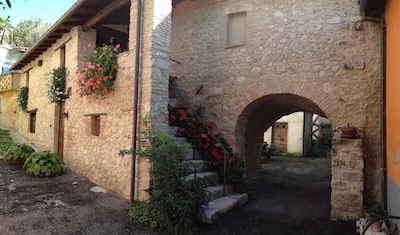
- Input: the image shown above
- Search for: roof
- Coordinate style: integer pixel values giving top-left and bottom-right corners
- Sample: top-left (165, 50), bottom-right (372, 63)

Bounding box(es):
top-left (361, 0), bottom-right (388, 19)
top-left (10, 0), bottom-right (131, 70)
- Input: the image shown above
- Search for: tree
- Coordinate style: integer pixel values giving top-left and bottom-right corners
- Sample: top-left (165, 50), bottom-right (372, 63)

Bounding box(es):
top-left (0, 0), bottom-right (11, 44)
top-left (13, 18), bottom-right (51, 47)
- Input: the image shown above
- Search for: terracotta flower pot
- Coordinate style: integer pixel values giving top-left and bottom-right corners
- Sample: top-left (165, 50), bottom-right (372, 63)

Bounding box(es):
top-left (338, 127), bottom-right (358, 139)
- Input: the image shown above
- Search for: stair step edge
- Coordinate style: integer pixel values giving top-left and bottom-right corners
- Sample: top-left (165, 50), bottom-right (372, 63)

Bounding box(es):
top-left (200, 193), bottom-right (248, 224)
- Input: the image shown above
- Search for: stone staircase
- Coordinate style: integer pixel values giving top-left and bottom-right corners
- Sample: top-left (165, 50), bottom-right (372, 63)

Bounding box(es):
top-left (168, 125), bottom-right (248, 224)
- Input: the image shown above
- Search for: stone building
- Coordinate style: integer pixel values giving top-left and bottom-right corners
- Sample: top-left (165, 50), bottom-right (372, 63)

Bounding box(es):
top-left (2, 0), bottom-right (392, 222)
top-left (0, 73), bottom-right (20, 128)
top-left (170, 0), bottom-right (382, 220)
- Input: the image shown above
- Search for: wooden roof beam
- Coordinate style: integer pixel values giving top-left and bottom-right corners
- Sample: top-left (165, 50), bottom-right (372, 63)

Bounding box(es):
top-left (82, 0), bottom-right (130, 32)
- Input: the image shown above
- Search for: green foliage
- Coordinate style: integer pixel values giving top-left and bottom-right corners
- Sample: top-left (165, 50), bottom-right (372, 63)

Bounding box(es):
top-left (23, 151), bottom-right (64, 177)
top-left (129, 201), bottom-right (164, 228)
top-left (16, 86), bottom-right (28, 111)
top-left (0, 129), bottom-right (14, 156)
top-left (3, 143), bottom-right (35, 164)
top-left (76, 38), bottom-right (122, 100)
top-left (45, 66), bottom-right (67, 103)
top-left (124, 128), bottom-right (207, 235)
top-left (12, 18), bottom-right (51, 47)
top-left (284, 152), bottom-right (303, 158)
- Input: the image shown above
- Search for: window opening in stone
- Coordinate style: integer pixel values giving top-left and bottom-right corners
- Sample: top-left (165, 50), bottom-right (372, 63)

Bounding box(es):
top-left (226, 12), bottom-right (247, 47)
top-left (91, 115), bottom-right (101, 136)
top-left (29, 110), bottom-right (37, 133)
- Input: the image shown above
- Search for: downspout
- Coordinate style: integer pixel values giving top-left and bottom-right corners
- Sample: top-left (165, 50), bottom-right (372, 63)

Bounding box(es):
top-left (131, 0), bottom-right (142, 204)
top-left (362, 9), bottom-right (387, 210)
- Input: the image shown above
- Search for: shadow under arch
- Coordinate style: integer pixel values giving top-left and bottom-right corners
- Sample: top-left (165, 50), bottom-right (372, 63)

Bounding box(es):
top-left (235, 93), bottom-right (327, 179)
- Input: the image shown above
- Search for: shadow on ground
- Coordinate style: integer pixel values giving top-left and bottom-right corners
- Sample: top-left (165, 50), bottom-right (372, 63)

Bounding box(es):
top-left (197, 155), bottom-right (356, 235)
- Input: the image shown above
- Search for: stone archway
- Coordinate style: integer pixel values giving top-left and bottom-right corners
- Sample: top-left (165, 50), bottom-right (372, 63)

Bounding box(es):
top-left (235, 93), bottom-right (364, 220)
top-left (235, 93), bottom-right (326, 178)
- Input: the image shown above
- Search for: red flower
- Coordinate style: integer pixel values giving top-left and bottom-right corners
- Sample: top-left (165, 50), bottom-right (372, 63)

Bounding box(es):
top-left (228, 157), bottom-right (236, 164)
top-left (206, 121), bottom-right (214, 127)
top-left (227, 140), bottom-right (233, 145)
top-left (235, 148), bottom-right (240, 154)
top-left (215, 143), bottom-right (221, 147)
top-left (213, 130), bottom-right (219, 136)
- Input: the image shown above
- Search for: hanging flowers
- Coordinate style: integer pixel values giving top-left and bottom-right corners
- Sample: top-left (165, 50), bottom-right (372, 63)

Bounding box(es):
top-left (45, 66), bottom-right (67, 103)
top-left (76, 39), bottom-right (121, 100)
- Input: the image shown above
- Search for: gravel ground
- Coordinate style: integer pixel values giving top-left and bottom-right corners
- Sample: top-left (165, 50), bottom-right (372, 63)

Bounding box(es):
top-left (0, 128), bottom-right (355, 234)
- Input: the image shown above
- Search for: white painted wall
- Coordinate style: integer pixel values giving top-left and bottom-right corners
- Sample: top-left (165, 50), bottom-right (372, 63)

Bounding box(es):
top-left (264, 112), bottom-right (304, 153)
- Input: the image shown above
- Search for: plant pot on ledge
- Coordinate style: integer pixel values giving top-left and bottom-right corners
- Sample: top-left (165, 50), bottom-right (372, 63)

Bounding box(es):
top-left (337, 124), bottom-right (359, 139)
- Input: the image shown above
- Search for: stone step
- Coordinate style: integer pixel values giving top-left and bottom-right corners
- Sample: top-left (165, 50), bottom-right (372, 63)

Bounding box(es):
top-left (203, 184), bottom-right (234, 202)
top-left (185, 160), bottom-right (205, 173)
top-left (167, 126), bottom-right (179, 136)
top-left (200, 193), bottom-right (249, 224)
top-left (185, 148), bottom-right (203, 160)
top-left (185, 171), bottom-right (218, 184)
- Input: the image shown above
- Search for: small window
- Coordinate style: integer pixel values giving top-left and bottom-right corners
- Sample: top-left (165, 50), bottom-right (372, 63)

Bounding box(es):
top-left (227, 12), bottom-right (247, 47)
top-left (91, 115), bottom-right (100, 136)
top-left (37, 60), bottom-right (43, 66)
top-left (25, 70), bottom-right (30, 86)
top-left (28, 109), bottom-right (37, 133)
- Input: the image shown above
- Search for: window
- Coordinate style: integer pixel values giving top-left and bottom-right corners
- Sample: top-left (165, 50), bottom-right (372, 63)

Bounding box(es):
top-left (226, 12), bottom-right (247, 47)
top-left (25, 70), bottom-right (30, 86)
top-left (91, 115), bottom-right (100, 136)
top-left (28, 109), bottom-right (37, 133)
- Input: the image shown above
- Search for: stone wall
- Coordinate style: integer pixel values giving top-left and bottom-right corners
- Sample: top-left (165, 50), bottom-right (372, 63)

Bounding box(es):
top-left (0, 73), bottom-right (20, 128)
top-left (170, 0), bottom-right (382, 219)
top-left (9, 0), bottom-right (173, 202)
top-left (331, 137), bottom-right (364, 220)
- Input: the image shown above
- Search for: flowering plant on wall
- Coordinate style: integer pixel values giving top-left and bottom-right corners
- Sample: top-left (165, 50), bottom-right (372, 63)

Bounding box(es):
top-left (45, 66), bottom-right (67, 103)
top-left (76, 39), bottom-right (121, 100)
top-left (16, 86), bottom-right (28, 111)
top-left (168, 99), bottom-right (244, 183)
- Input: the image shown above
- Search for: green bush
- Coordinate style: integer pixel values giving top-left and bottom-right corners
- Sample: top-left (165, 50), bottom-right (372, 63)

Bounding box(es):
top-left (16, 86), bottom-right (29, 111)
top-left (3, 143), bottom-right (35, 164)
top-left (0, 129), bottom-right (14, 155)
top-left (23, 151), bottom-right (64, 177)
top-left (122, 129), bottom-right (207, 235)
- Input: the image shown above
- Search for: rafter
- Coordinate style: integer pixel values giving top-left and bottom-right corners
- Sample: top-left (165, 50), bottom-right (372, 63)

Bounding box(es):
top-left (82, 0), bottom-right (130, 32)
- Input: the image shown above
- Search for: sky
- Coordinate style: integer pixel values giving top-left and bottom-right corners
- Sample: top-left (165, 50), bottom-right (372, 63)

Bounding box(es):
top-left (3, 0), bottom-right (78, 26)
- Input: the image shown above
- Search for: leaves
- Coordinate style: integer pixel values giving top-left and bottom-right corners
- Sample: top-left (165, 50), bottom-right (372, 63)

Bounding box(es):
top-left (45, 66), bottom-right (67, 103)
top-left (23, 151), bottom-right (64, 177)
top-left (16, 86), bottom-right (29, 111)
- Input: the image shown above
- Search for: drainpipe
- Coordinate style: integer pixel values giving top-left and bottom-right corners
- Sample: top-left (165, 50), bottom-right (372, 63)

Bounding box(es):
top-left (131, 0), bottom-right (142, 205)
top-left (362, 11), bottom-right (387, 211)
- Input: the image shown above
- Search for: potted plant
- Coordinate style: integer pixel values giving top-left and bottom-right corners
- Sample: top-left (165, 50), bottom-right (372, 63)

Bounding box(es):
top-left (45, 66), bottom-right (67, 103)
top-left (76, 39), bottom-right (122, 100)
top-left (225, 157), bottom-right (246, 193)
top-left (358, 203), bottom-right (396, 234)
top-left (3, 143), bottom-right (35, 165)
top-left (23, 151), bottom-right (64, 177)
top-left (337, 123), bottom-right (359, 139)
top-left (15, 86), bottom-right (29, 111)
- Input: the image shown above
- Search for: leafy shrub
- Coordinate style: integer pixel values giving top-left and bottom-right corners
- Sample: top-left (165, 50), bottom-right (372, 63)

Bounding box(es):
top-left (45, 66), bottom-right (67, 103)
top-left (3, 143), bottom-right (35, 164)
top-left (121, 128), bottom-right (207, 235)
top-left (16, 86), bottom-right (28, 111)
top-left (23, 151), bottom-right (64, 176)
top-left (0, 129), bottom-right (14, 155)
